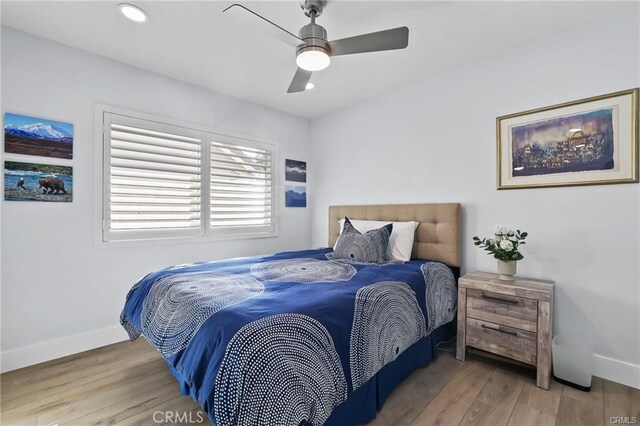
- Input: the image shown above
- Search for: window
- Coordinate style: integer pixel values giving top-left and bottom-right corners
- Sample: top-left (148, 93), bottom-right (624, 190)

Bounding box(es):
top-left (101, 109), bottom-right (277, 243)
top-left (209, 136), bottom-right (275, 237)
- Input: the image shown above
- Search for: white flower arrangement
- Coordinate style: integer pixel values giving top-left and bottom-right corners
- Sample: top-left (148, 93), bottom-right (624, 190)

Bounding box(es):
top-left (499, 240), bottom-right (514, 251)
top-left (473, 225), bottom-right (528, 262)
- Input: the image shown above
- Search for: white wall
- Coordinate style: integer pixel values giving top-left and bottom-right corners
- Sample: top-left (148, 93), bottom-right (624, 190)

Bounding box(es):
top-left (1, 27), bottom-right (311, 371)
top-left (310, 8), bottom-right (640, 388)
top-left (2, 6), bottom-right (639, 389)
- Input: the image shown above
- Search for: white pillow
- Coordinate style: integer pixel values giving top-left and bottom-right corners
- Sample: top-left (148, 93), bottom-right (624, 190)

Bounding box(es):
top-left (335, 219), bottom-right (419, 262)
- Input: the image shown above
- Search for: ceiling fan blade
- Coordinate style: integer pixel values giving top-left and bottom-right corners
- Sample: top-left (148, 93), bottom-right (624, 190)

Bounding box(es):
top-left (223, 3), bottom-right (303, 47)
top-left (328, 26), bottom-right (409, 56)
top-left (287, 68), bottom-right (312, 93)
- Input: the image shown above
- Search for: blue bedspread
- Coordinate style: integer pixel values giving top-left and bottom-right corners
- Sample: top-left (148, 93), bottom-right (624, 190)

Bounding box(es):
top-left (120, 248), bottom-right (457, 425)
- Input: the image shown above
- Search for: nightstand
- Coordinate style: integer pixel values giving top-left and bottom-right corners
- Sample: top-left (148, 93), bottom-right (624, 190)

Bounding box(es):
top-left (456, 272), bottom-right (554, 389)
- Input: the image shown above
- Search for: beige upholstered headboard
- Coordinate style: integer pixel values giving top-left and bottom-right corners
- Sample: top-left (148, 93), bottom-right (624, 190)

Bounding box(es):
top-left (328, 203), bottom-right (461, 267)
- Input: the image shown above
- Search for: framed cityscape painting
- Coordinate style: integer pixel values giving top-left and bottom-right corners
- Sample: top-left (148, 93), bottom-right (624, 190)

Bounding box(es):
top-left (497, 88), bottom-right (638, 189)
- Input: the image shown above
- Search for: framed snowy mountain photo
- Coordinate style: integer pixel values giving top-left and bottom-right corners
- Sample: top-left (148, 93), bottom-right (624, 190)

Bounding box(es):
top-left (4, 112), bottom-right (73, 159)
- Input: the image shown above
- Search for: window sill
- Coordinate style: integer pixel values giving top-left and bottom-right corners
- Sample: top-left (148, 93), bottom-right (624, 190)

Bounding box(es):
top-left (95, 230), bottom-right (279, 249)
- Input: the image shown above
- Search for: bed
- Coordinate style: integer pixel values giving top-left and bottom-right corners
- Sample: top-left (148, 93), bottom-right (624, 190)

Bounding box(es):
top-left (120, 203), bottom-right (461, 425)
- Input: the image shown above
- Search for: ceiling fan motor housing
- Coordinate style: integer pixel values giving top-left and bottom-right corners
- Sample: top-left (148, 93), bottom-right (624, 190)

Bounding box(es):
top-left (297, 22), bottom-right (330, 55)
top-left (299, 0), bottom-right (327, 17)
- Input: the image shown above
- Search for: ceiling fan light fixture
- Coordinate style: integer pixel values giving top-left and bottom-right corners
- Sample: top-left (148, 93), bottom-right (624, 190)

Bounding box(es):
top-left (118, 3), bottom-right (149, 23)
top-left (296, 46), bottom-right (330, 71)
top-left (222, 2), bottom-right (410, 93)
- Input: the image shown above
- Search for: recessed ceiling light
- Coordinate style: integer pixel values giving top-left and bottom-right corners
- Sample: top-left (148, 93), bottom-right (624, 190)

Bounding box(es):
top-left (305, 82), bottom-right (315, 90)
top-left (118, 3), bottom-right (149, 23)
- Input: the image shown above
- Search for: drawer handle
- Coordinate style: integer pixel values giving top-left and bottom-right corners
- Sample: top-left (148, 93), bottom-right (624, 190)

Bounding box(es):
top-left (480, 293), bottom-right (519, 305)
top-left (481, 324), bottom-right (518, 336)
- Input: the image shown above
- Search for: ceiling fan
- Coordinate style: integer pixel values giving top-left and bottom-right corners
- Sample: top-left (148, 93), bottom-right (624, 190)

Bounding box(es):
top-left (223, 0), bottom-right (409, 93)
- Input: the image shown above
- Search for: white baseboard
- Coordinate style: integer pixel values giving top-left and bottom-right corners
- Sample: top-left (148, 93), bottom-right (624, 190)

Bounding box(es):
top-left (594, 353), bottom-right (640, 389)
top-left (0, 325), bottom-right (129, 373)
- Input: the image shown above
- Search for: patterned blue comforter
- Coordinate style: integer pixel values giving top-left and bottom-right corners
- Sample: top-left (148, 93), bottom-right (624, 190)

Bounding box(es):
top-left (120, 248), bottom-right (457, 425)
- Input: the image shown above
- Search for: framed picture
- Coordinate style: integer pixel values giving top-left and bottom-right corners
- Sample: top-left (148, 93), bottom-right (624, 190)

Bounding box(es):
top-left (285, 184), bottom-right (306, 207)
top-left (285, 159), bottom-right (306, 182)
top-left (4, 112), bottom-right (73, 159)
top-left (497, 88), bottom-right (638, 189)
top-left (4, 161), bottom-right (72, 202)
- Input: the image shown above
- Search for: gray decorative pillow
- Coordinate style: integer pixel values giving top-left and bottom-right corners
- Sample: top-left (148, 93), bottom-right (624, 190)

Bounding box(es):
top-left (333, 217), bottom-right (393, 263)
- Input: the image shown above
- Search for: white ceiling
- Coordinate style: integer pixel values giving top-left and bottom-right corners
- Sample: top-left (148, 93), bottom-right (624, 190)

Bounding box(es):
top-left (1, 1), bottom-right (633, 118)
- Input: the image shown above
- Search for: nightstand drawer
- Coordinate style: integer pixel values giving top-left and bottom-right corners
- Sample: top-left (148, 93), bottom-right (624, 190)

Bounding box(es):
top-left (466, 289), bottom-right (538, 332)
top-left (466, 317), bottom-right (537, 365)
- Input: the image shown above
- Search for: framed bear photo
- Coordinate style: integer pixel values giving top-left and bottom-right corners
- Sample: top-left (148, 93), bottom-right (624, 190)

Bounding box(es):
top-left (4, 161), bottom-right (73, 202)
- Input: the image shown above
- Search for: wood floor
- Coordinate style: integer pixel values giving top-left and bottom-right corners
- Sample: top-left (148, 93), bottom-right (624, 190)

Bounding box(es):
top-left (1, 339), bottom-right (638, 426)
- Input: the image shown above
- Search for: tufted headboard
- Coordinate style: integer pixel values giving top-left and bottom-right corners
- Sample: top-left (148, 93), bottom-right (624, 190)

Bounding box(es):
top-left (328, 203), bottom-right (461, 267)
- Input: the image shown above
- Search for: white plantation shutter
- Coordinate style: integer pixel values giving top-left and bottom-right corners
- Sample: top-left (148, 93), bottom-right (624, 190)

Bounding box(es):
top-left (209, 136), bottom-right (276, 236)
top-left (101, 108), bottom-right (278, 243)
top-left (104, 113), bottom-right (205, 241)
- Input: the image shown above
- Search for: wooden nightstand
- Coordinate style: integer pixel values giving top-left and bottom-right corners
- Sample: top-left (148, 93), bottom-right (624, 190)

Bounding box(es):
top-left (456, 272), bottom-right (554, 389)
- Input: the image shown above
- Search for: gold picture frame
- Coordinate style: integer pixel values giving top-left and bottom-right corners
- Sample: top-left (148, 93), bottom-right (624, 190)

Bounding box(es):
top-left (497, 88), bottom-right (639, 189)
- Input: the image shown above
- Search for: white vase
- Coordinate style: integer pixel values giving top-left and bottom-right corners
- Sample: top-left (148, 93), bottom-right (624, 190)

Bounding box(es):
top-left (497, 260), bottom-right (517, 281)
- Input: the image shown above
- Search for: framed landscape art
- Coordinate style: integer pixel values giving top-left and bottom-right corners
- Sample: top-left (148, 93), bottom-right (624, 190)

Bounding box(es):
top-left (285, 159), bottom-right (306, 182)
top-left (497, 88), bottom-right (638, 189)
top-left (285, 184), bottom-right (306, 207)
top-left (4, 112), bottom-right (74, 159)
